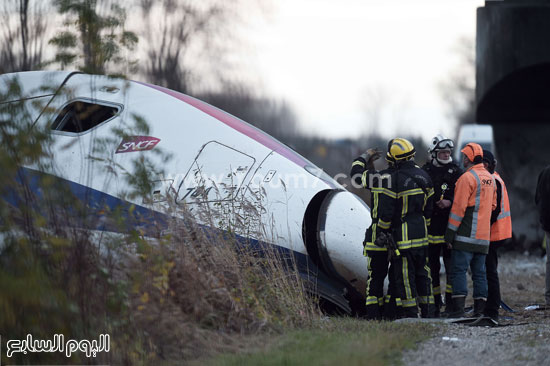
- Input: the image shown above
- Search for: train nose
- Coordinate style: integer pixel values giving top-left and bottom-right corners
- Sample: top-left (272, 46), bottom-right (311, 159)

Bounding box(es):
top-left (303, 189), bottom-right (370, 295)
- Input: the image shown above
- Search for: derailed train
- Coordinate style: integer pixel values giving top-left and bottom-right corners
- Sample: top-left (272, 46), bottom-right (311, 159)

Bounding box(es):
top-left (0, 71), bottom-right (371, 314)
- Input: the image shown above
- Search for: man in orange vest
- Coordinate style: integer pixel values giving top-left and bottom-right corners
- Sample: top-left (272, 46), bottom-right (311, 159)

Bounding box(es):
top-left (482, 150), bottom-right (512, 322)
top-left (445, 143), bottom-right (497, 318)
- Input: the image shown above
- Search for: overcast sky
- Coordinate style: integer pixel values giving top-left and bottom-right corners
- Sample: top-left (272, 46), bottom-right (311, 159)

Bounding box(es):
top-left (242, 0), bottom-right (485, 142)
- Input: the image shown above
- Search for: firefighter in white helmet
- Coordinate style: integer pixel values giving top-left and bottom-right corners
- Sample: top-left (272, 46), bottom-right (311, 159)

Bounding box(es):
top-left (422, 135), bottom-right (462, 316)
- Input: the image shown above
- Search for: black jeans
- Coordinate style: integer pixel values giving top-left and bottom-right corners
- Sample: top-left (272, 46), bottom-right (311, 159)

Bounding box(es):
top-left (484, 241), bottom-right (503, 319)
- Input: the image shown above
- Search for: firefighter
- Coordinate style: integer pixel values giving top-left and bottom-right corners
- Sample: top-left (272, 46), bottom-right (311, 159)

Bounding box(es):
top-left (351, 147), bottom-right (398, 320)
top-left (535, 165), bottom-right (550, 306)
top-left (445, 143), bottom-right (497, 318)
top-left (482, 150), bottom-right (512, 322)
top-left (422, 135), bottom-right (462, 317)
top-left (377, 138), bottom-right (435, 318)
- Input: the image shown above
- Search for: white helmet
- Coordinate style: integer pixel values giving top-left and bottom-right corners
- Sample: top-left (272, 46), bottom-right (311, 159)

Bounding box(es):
top-left (428, 134), bottom-right (454, 165)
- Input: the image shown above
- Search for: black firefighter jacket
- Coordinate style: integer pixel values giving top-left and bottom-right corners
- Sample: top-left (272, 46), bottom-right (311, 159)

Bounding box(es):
top-left (352, 158), bottom-right (434, 252)
top-left (421, 161), bottom-right (462, 244)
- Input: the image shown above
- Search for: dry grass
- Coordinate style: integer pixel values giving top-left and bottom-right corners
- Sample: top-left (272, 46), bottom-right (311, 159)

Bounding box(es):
top-left (0, 187), bottom-right (322, 364)
top-left (0, 76), bottom-right (323, 364)
top-left (123, 205), bottom-right (321, 362)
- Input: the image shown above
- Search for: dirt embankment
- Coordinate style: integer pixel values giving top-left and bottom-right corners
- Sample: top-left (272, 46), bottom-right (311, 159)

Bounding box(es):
top-left (403, 253), bottom-right (550, 366)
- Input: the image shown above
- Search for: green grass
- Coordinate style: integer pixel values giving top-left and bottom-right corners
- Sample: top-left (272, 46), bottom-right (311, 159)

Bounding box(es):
top-left (195, 317), bottom-right (435, 366)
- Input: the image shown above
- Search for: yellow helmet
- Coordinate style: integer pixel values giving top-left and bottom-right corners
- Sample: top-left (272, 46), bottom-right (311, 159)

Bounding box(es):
top-left (388, 138), bottom-right (416, 161)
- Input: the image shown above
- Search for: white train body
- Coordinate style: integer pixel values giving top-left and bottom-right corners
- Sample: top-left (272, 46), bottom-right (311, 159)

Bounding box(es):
top-left (1, 71), bottom-right (371, 313)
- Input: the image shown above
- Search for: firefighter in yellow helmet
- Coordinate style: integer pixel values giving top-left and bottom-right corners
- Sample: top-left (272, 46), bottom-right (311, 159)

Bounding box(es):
top-left (376, 138), bottom-right (435, 318)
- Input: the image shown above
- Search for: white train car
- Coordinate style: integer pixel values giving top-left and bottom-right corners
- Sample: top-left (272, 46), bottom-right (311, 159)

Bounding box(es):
top-left (1, 71), bottom-right (371, 314)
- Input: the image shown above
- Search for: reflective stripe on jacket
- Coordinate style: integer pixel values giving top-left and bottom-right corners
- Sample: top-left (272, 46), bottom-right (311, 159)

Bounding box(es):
top-left (422, 162), bottom-right (462, 243)
top-left (350, 158), bottom-right (434, 252)
top-left (444, 163), bottom-right (497, 254)
top-left (491, 171), bottom-right (512, 241)
top-left (376, 161), bottom-right (434, 251)
top-left (350, 156), bottom-right (392, 253)
top-left (363, 175), bottom-right (394, 252)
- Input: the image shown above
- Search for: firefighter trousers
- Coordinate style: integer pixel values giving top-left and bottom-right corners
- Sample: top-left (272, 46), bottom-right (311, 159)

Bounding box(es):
top-left (365, 251), bottom-right (399, 320)
top-left (392, 246), bottom-right (434, 318)
top-left (365, 251), bottom-right (388, 319)
top-left (428, 243), bottom-right (452, 308)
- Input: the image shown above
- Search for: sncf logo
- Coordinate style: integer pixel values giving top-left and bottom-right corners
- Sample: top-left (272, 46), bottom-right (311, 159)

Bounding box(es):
top-left (116, 136), bottom-right (160, 154)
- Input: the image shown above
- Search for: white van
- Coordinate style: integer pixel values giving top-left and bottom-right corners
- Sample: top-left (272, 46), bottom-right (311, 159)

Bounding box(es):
top-left (454, 124), bottom-right (495, 162)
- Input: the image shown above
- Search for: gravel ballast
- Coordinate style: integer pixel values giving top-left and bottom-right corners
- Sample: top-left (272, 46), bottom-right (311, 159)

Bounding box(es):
top-left (402, 252), bottom-right (550, 366)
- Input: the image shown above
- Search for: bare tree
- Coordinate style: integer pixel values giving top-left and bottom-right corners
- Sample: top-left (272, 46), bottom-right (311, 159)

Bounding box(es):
top-left (0, 0), bottom-right (50, 73)
top-left (138, 0), bottom-right (267, 94)
top-left (359, 84), bottom-right (413, 141)
top-left (438, 36), bottom-right (476, 127)
top-left (49, 0), bottom-right (138, 75)
top-left (360, 85), bottom-right (391, 137)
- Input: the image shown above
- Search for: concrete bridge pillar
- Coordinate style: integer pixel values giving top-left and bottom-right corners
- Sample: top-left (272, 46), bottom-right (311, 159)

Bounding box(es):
top-left (476, 0), bottom-right (550, 247)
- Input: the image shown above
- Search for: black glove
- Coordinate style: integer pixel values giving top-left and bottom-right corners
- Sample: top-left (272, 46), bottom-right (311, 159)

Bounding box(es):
top-left (374, 231), bottom-right (389, 248)
top-left (360, 148), bottom-right (382, 170)
top-left (360, 148), bottom-right (382, 163)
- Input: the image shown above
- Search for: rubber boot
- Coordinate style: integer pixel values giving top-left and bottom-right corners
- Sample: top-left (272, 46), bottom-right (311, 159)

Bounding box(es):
top-left (472, 299), bottom-right (486, 318)
top-left (441, 293), bottom-right (453, 318)
top-left (433, 294), bottom-right (442, 318)
top-left (382, 295), bottom-right (398, 321)
top-left (448, 296), bottom-right (466, 318)
top-left (420, 303), bottom-right (435, 318)
top-left (400, 306), bottom-right (418, 319)
top-left (365, 304), bottom-right (382, 320)
top-left (483, 307), bottom-right (499, 322)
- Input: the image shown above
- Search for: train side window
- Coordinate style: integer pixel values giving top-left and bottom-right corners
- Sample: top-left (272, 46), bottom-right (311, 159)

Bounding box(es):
top-left (51, 100), bottom-right (120, 133)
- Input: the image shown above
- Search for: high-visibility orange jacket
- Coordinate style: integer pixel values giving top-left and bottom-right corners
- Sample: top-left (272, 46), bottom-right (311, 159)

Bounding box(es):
top-left (490, 171), bottom-right (512, 242)
top-left (444, 163), bottom-right (497, 254)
